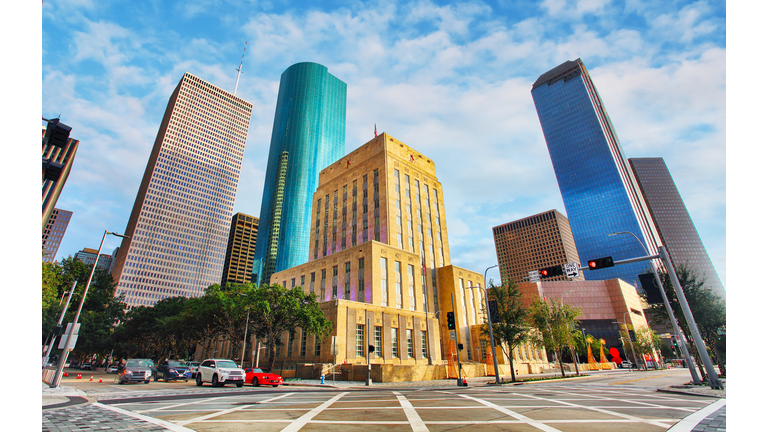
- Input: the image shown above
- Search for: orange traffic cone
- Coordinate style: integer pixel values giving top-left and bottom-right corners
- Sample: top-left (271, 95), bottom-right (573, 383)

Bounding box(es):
top-left (463, 379), bottom-right (468, 386)
top-left (77, 373), bottom-right (82, 379)
top-left (89, 376), bottom-right (94, 381)
top-left (98, 376), bottom-right (103, 383)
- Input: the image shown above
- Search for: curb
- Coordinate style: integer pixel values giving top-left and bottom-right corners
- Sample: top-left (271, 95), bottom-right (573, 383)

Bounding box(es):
top-left (656, 388), bottom-right (725, 399)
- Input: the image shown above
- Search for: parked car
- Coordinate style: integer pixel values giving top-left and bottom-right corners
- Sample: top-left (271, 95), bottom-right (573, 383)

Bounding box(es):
top-left (106, 364), bottom-right (119, 374)
top-left (157, 360), bottom-right (190, 382)
top-left (80, 361), bottom-right (93, 371)
top-left (187, 361), bottom-right (201, 379)
top-left (195, 359), bottom-right (245, 387)
top-left (244, 367), bottom-right (283, 387)
top-left (118, 359), bottom-right (153, 384)
top-left (621, 361), bottom-right (636, 369)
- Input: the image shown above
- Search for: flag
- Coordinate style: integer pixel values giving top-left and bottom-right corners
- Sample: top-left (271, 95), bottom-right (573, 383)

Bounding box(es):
top-left (374, 123), bottom-right (377, 137)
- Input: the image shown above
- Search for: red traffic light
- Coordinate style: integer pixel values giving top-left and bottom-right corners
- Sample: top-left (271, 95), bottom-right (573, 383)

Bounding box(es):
top-left (587, 256), bottom-right (614, 270)
top-left (539, 265), bottom-right (564, 279)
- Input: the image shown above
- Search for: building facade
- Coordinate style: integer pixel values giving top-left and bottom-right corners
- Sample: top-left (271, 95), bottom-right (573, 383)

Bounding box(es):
top-left (531, 59), bottom-right (662, 288)
top-left (74, 247), bottom-right (116, 272)
top-left (42, 208), bottom-right (72, 262)
top-left (629, 157), bottom-right (725, 299)
top-left (221, 212), bottom-right (259, 286)
top-left (516, 279), bottom-right (656, 364)
top-left (492, 209), bottom-right (584, 284)
top-left (252, 62), bottom-right (346, 287)
top-left (268, 134), bottom-right (486, 367)
top-left (111, 72), bottom-right (253, 309)
top-left (42, 127), bottom-right (79, 231)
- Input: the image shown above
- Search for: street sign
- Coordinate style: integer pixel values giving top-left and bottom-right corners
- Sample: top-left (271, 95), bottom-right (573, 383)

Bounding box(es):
top-left (528, 270), bottom-right (540, 283)
top-left (450, 331), bottom-right (456, 341)
top-left (57, 323), bottom-right (80, 350)
top-left (564, 262), bottom-right (579, 278)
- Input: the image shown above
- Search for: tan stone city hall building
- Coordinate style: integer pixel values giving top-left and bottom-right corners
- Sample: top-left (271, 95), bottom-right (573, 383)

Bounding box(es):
top-left (240, 133), bottom-right (548, 381)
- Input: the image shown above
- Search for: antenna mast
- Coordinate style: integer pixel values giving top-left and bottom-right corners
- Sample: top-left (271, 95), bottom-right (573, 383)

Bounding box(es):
top-left (234, 41), bottom-right (247, 96)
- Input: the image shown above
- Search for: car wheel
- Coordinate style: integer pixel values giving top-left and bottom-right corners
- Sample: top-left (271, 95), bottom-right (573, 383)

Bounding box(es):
top-left (236, 383), bottom-right (243, 388)
top-left (119, 380), bottom-right (124, 385)
top-left (145, 380), bottom-right (149, 384)
top-left (154, 375), bottom-right (158, 382)
top-left (185, 379), bottom-right (189, 383)
top-left (196, 374), bottom-right (202, 387)
top-left (212, 374), bottom-right (220, 387)
top-left (252, 377), bottom-right (260, 387)
top-left (272, 385), bottom-right (278, 388)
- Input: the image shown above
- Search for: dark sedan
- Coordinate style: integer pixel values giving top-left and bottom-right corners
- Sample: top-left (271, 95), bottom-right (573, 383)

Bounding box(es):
top-left (119, 359), bottom-right (153, 384)
top-left (157, 360), bottom-right (190, 382)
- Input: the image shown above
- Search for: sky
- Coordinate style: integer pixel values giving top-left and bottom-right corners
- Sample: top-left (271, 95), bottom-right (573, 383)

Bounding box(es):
top-left (38, 0), bottom-right (726, 288)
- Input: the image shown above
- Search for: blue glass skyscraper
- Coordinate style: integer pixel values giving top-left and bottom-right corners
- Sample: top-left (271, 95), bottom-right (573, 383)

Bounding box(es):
top-left (531, 59), bottom-right (661, 288)
top-left (252, 62), bottom-right (346, 286)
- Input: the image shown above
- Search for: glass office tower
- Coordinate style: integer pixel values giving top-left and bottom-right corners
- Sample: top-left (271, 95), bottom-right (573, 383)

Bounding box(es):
top-left (252, 62), bottom-right (346, 286)
top-left (531, 59), bottom-right (661, 288)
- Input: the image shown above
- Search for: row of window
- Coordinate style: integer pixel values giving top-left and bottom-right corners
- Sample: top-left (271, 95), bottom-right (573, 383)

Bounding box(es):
top-left (356, 324), bottom-right (426, 359)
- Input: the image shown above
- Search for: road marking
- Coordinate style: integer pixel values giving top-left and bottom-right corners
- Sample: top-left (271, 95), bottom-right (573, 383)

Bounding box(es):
top-left (93, 402), bottom-right (195, 432)
top-left (458, 394), bottom-right (564, 432)
top-left (667, 399), bottom-right (725, 432)
top-left (175, 392), bottom-right (294, 426)
top-left (610, 371), bottom-right (689, 385)
top-left (515, 390), bottom-right (673, 429)
top-left (392, 391), bottom-right (429, 432)
top-left (134, 396), bottom-right (227, 413)
top-left (280, 392), bottom-right (348, 432)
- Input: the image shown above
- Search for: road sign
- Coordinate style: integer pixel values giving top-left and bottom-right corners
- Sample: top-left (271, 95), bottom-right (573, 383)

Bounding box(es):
top-left (528, 270), bottom-right (540, 283)
top-left (564, 262), bottom-right (580, 278)
top-left (57, 323), bottom-right (80, 350)
top-left (450, 331), bottom-right (456, 341)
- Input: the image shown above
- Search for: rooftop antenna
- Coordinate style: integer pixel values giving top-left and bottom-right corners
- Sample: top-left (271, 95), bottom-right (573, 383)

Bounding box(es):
top-left (233, 42), bottom-right (247, 96)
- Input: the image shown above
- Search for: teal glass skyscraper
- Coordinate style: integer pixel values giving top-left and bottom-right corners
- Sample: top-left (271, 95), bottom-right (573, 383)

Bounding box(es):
top-left (252, 62), bottom-right (346, 286)
top-left (531, 59), bottom-right (661, 288)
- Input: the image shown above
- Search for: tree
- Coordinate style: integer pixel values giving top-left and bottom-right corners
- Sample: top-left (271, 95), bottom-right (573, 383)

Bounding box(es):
top-left (42, 261), bottom-right (63, 311)
top-left (645, 264), bottom-right (726, 377)
top-left (528, 297), bottom-right (582, 378)
top-left (203, 284), bottom-right (253, 360)
top-left (619, 325), bottom-right (662, 369)
top-left (482, 282), bottom-right (530, 382)
top-left (248, 283), bottom-right (332, 371)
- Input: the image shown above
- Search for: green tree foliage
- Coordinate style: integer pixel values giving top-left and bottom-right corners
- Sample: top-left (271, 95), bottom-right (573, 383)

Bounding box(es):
top-left (248, 283), bottom-right (332, 371)
top-left (645, 264), bottom-right (726, 376)
top-left (619, 325), bottom-right (662, 369)
top-left (42, 261), bottom-right (63, 311)
top-left (482, 282), bottom-right (530, 382)
top-left (43, 257), bottom-right (126, 361)
top-left (528, 297), bottom-right (582, 378)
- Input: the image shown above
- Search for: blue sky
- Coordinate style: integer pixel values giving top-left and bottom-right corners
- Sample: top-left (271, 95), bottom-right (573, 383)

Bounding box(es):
top-left (38, 0), bottom-right (726, 288)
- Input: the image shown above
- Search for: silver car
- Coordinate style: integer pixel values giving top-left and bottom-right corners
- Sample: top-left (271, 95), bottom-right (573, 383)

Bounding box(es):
top-left (119, 359), bottom-right (153, 384)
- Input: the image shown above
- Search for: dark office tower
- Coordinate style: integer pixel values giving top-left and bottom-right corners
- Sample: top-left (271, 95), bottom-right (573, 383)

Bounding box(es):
top-left (492, 210), bottom-right (584, 284)
top-left (252, 62), bottom-right (346, 286)
top-left (111, 72), bottom-right (253, 308)
top-left (531, 59), bottom-right (662, 288)
top-left (222, 212), bottom-right (259, 286)
top-left (629, 158), bottom-right (725, 299)
top-left (42, 125), bottom-right (79, 231)
top-left (42, 208), bottom-right (73, 262)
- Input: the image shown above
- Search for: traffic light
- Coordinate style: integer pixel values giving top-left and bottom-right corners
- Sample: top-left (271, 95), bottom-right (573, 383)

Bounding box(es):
top-left (457, 343), bottom-right (464, 351)
top-left (487, 300), bottom-right (500, 324)
top-left (368, 345), bottom-right (375, 353)
top-left (588, 256), bottom-right (614, 270)
top-left (628, 330), bottom-right (636, 342)
top-left (539, 265), bottom-right (564, 279)
top-left (43, 118), bottom-right (72, 148)
top-left (446, 312), bottom-right (456, 330)
top-left (673, 340), bottom-right (679, 347)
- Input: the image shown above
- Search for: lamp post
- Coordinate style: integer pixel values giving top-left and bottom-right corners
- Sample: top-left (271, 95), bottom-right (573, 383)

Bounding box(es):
top-left (613, 316), bottom-right (639, 371)
top-left (239, 294), bottom-right (251, 369)
top-left (560, 290), bottom-right (580, 375)
top-left (608, 232), bottom-right (701, 384)
top-left (468, 265), bottom-right (502, 384)
top-left (43, 281), bottom-right (77, 369)
top-left (50, 230), bottom-right (130, 388)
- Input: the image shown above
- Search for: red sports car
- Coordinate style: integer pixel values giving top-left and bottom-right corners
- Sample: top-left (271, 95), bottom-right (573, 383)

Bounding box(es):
top-left (244, 367), bottom-right (283, 387)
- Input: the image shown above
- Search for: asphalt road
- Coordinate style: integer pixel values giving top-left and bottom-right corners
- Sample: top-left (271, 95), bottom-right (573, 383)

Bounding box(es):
top-left (70, 368), bottom-right (717, 432)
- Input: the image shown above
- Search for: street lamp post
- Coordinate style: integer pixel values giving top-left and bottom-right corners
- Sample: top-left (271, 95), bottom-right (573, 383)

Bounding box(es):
top-left (50, 230), bottom-right (130, 388)
top-left (43, 281), bottom-right (77, 369)
top-left (471, 265), bottom-right (501, 384)
top-left (608, 232), bottom-right (701, 384)
top-left (240, 304), bottom-right (251, 369)
top-left (613, 313), bottom-right (639, 371)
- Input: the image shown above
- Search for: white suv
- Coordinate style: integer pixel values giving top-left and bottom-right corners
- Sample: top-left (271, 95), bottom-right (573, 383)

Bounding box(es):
top-left (195, 358), bottom-right (245, 387)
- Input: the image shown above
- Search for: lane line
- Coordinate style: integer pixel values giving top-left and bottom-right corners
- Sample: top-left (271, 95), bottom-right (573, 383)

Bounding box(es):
top-left (667, 399), bottom-right (725, 432)
top-left (134, 396), bottom-right (227, 413)
top-left (393, 391), bottom-right (429, 432)
top-left (544, 388), bottom-right (699, 412)
top-left (458, 394), bottom-right (564, 432)
top-left (514, 391), bottom-right (672, 429)
top-left (93, 402), bottom-right (195, 432)
top-left (175, 392), bottom-right (294, 426)
top-left (280, 392), bottom-right (349, 432)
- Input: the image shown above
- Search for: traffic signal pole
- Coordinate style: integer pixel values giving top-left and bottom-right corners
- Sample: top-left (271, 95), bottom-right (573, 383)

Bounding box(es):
top-left (450, 293), bottom-right (463, 386)
top-left (582, 248), bottom-right (720, 389)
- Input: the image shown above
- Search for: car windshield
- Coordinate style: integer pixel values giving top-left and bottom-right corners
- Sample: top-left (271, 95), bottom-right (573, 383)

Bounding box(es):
top-left (252, 368), bottom-right (264, 373)
top-left (126, 360), bottom-right (151, 368)
top-left (217, 360), bottom-right (238, 369)
top-left (168, 361), bottom-right (187, 367)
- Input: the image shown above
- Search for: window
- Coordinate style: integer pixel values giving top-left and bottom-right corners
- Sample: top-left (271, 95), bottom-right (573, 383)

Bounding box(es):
top-left (315, 337), bottom-right (321, 356)
top-left (344, 261), bottom-right (351, 299)
top-left (408, 264), bottom-right (415, 311)
top-left (301, 330), bottom-right (307, 357)
top-left (395, 261), bottom-right (402, 309)
top-left (287, 332), bottom-right (294, 357)
top-left (358, 258), bottom-right (365, 301)
top-left (391, 328), bottom-right (399, 358)
top-left (421, 330), bottom-right (427, 358)
top-left (374, 326), bottom-right (382, 357)
top-left (407, 329), bottom-right (414, 358)
top-left (356, 324), bottom-right (365, 357)
top-left (380, 258), bottom-right (388, 306)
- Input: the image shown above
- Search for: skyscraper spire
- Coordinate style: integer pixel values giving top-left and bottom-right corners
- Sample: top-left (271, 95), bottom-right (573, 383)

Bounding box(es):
top-left (234, 41), bottom-right (247, 96)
